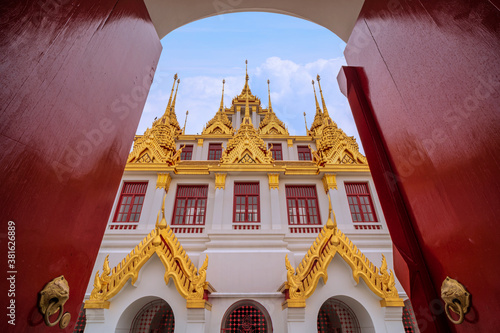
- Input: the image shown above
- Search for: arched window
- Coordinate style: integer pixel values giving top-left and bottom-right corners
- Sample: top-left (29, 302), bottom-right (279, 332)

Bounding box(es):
top-left (130, 299), bottom-right (174, 333)
top-left (317, 298), bottom-right (360, 333)
top-left (221, 300), bottom-right (272, 332)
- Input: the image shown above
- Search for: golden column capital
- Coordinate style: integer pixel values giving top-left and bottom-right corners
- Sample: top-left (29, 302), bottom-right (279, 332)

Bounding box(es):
top-left (322, 173), bottom-right (337, 193)
top-left (268, 173), bottom-right (280, 190)
top-left (156, 173), bottom-right (172, 192)
top-left (214, 173), bottom-right (227, 190)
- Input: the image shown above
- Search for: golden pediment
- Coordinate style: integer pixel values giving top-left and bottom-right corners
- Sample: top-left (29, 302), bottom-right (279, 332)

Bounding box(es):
top-left (281, 195), bottom-right (403, 308)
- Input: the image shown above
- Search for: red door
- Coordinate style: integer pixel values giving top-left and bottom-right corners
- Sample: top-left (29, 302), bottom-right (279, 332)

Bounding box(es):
top-left (0, 0), bottom-right (161, 331)
top-left (339, 0), bottom-right (500, 332)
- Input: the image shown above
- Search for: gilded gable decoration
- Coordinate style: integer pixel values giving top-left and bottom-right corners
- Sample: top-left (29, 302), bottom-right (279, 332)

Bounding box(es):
top-left (259, 80), bottom-right (289, 136)
top-left (202, 79), bottom-right (234, 135)
top-left (220, 65), bottom-right (273, 165)
top-left (280, 195), bottom-right (403, 308)
top-left (127, 75), bottom-right (183, 165)
top-left (85, 195), bottom-right (215, 310)
top-left (311, 124), bottom-right (367, 166)
top-left (308, 75), bottom-right (367, 166)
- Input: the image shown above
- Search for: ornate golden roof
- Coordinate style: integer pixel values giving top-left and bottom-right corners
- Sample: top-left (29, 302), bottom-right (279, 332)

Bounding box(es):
top-left (311, 124), bottom-right (367, 165)
top-left (231, 60), bottom-right (261, 105)
top-left (280, 195), bottom-right (404, 308)
top-left (307, 75), bottom-right (367, 166)
top-left (85, 195), bottom-right (214, 310)
top-left (127, 75), bottom-right (183, 165)
top-left (259, 80), bottom-right (289, 136)
top-left (220, 77), bottom-right (273, 165)
top-left (202, 79), bottom-right (234, 135)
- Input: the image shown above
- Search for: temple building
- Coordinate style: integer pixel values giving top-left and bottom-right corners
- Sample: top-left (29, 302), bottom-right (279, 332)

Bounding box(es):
top-left (81, 65), bottom-right (419, 333)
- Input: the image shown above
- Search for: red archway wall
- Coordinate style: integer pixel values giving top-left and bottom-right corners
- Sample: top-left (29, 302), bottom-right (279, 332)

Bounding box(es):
top-left (340, 0), bottom-right (500, 332)
top-left (0, 0), bottom-right (161, 331)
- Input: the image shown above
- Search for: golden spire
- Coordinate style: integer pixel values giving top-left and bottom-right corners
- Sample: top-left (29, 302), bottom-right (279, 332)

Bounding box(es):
top-left (182, 110), bottom-right (189, 134)
top-left (244, 78), bottom-right (251, 122)
top-left (267, 79), bottom-right (273, 112)
top-left (172, 78), bottom-right (180, 110)
top-left (166, 73), bottom-right (178, 112)
top-left (316, 74), bottom-right (329, 117)
top-left (312, 79), bottom-right (322, 115)
top-left (219, 79), bottom-right (225, 111)
top-left (303, 112), bottom-right (308, 133)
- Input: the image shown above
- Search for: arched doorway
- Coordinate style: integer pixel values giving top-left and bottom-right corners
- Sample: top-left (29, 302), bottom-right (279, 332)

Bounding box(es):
top-left (129, 299), bottom-right (175, 333)
top-left (317, 298), bottom-right (360, 333)
top-left (221, 300), bottom-right (273, 332)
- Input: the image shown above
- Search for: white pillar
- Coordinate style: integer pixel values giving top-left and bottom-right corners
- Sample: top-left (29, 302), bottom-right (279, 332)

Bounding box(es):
top-left (285, 307), bottom-right (306, 333)
top-left (185, 308), bottom-right (211, 333)
top-left (211, 188), bottom-right (224, 230)
top-left (383, 306), bottom-right (405, 333)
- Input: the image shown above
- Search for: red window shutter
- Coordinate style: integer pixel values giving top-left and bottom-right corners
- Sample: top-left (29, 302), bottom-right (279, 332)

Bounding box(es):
top-left (344, 183), bottom-right (378, 223)
top-left (180, 145), bottom-right (193, 160)
top-left (208, 143), bottom-right (223, 160)
top-left (285, 185), bottom-right (321, 225)
top-left (297, 145), bottom-right (312, 161)
top-left (172, 185), bottom-right (208, 225)
top-left (268, 143), bottom-right (283, 160)
top-left (233, 183), bottom-right (260, 222)
top-left (114, 182), bottom-right (148, 222)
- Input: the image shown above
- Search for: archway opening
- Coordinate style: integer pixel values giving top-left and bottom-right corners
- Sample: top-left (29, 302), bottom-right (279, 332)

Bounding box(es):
top-left (129, 299), bottom-right (175, 333)
top-left (221, 299), bottom-right (273, 332)
top-left (317, 298), bottom-right (361, 333)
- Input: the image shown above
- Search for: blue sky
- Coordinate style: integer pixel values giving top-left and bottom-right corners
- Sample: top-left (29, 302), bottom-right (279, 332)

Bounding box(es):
top-left (139, 12), bottom-right (363, 152)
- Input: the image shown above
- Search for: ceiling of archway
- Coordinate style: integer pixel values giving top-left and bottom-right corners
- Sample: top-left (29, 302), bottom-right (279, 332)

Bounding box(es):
top-left (144, 0), bottom-right (365, 42)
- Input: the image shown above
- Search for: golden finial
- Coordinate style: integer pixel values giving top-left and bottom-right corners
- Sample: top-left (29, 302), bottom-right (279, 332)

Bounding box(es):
top-left (183, 110), bottom-right (189, 134)
top-left (172, 79), bottom-right (180, 110)
top-left (267, 79), bottom-right (273, 112)
top-left (158, 193), bottom-right (167, 229)
top-left (312, 79), bottom-right (322, 115)
top-left (326, 192), bottom-right (337, 229)
top-left (219, 79), bottom-right (225, 111)
top-left (303, 112), bottom-right (308, 133)
top-left (167, 74), bottom-right (177, 108)
top-left (316, 74), bottom-right (329, 117)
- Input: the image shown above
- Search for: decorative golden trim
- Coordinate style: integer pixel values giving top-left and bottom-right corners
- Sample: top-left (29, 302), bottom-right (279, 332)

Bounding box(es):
top-left (321, 173), bottom-right (337, 193)
top-left (156, 173), bottom-right (172, 191)
top-left (214, 173), bottom-right (227, 190)
top-left (268, 173), bottom-right (279, 190)
top-left (197, 138), bottom-right (204, 146)
top-left (281, 195), bottom-right (404, 308)
top-left (85, 196), bottom-right (214, 310)
top-left (287, 139), bottom-right (293, 147)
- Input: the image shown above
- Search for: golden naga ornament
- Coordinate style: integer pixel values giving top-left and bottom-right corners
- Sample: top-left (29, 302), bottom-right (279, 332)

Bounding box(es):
top-left (280, 194), bottom-right (403, 308)
top-left (85, 195), bottom-right (214, 310)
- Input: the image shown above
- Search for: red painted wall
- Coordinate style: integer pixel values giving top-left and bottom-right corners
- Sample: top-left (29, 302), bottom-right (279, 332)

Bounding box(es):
top-left (342, 0), bottom-right (500, 331)
top-left (0, 0), bottom-right (161, 331)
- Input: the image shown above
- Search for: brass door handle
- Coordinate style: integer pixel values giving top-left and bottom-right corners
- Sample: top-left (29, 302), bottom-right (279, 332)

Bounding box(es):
top-left (39, 276), bottom-right (71, 329)
top-left (441, 276), bottom-right (470, 325)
